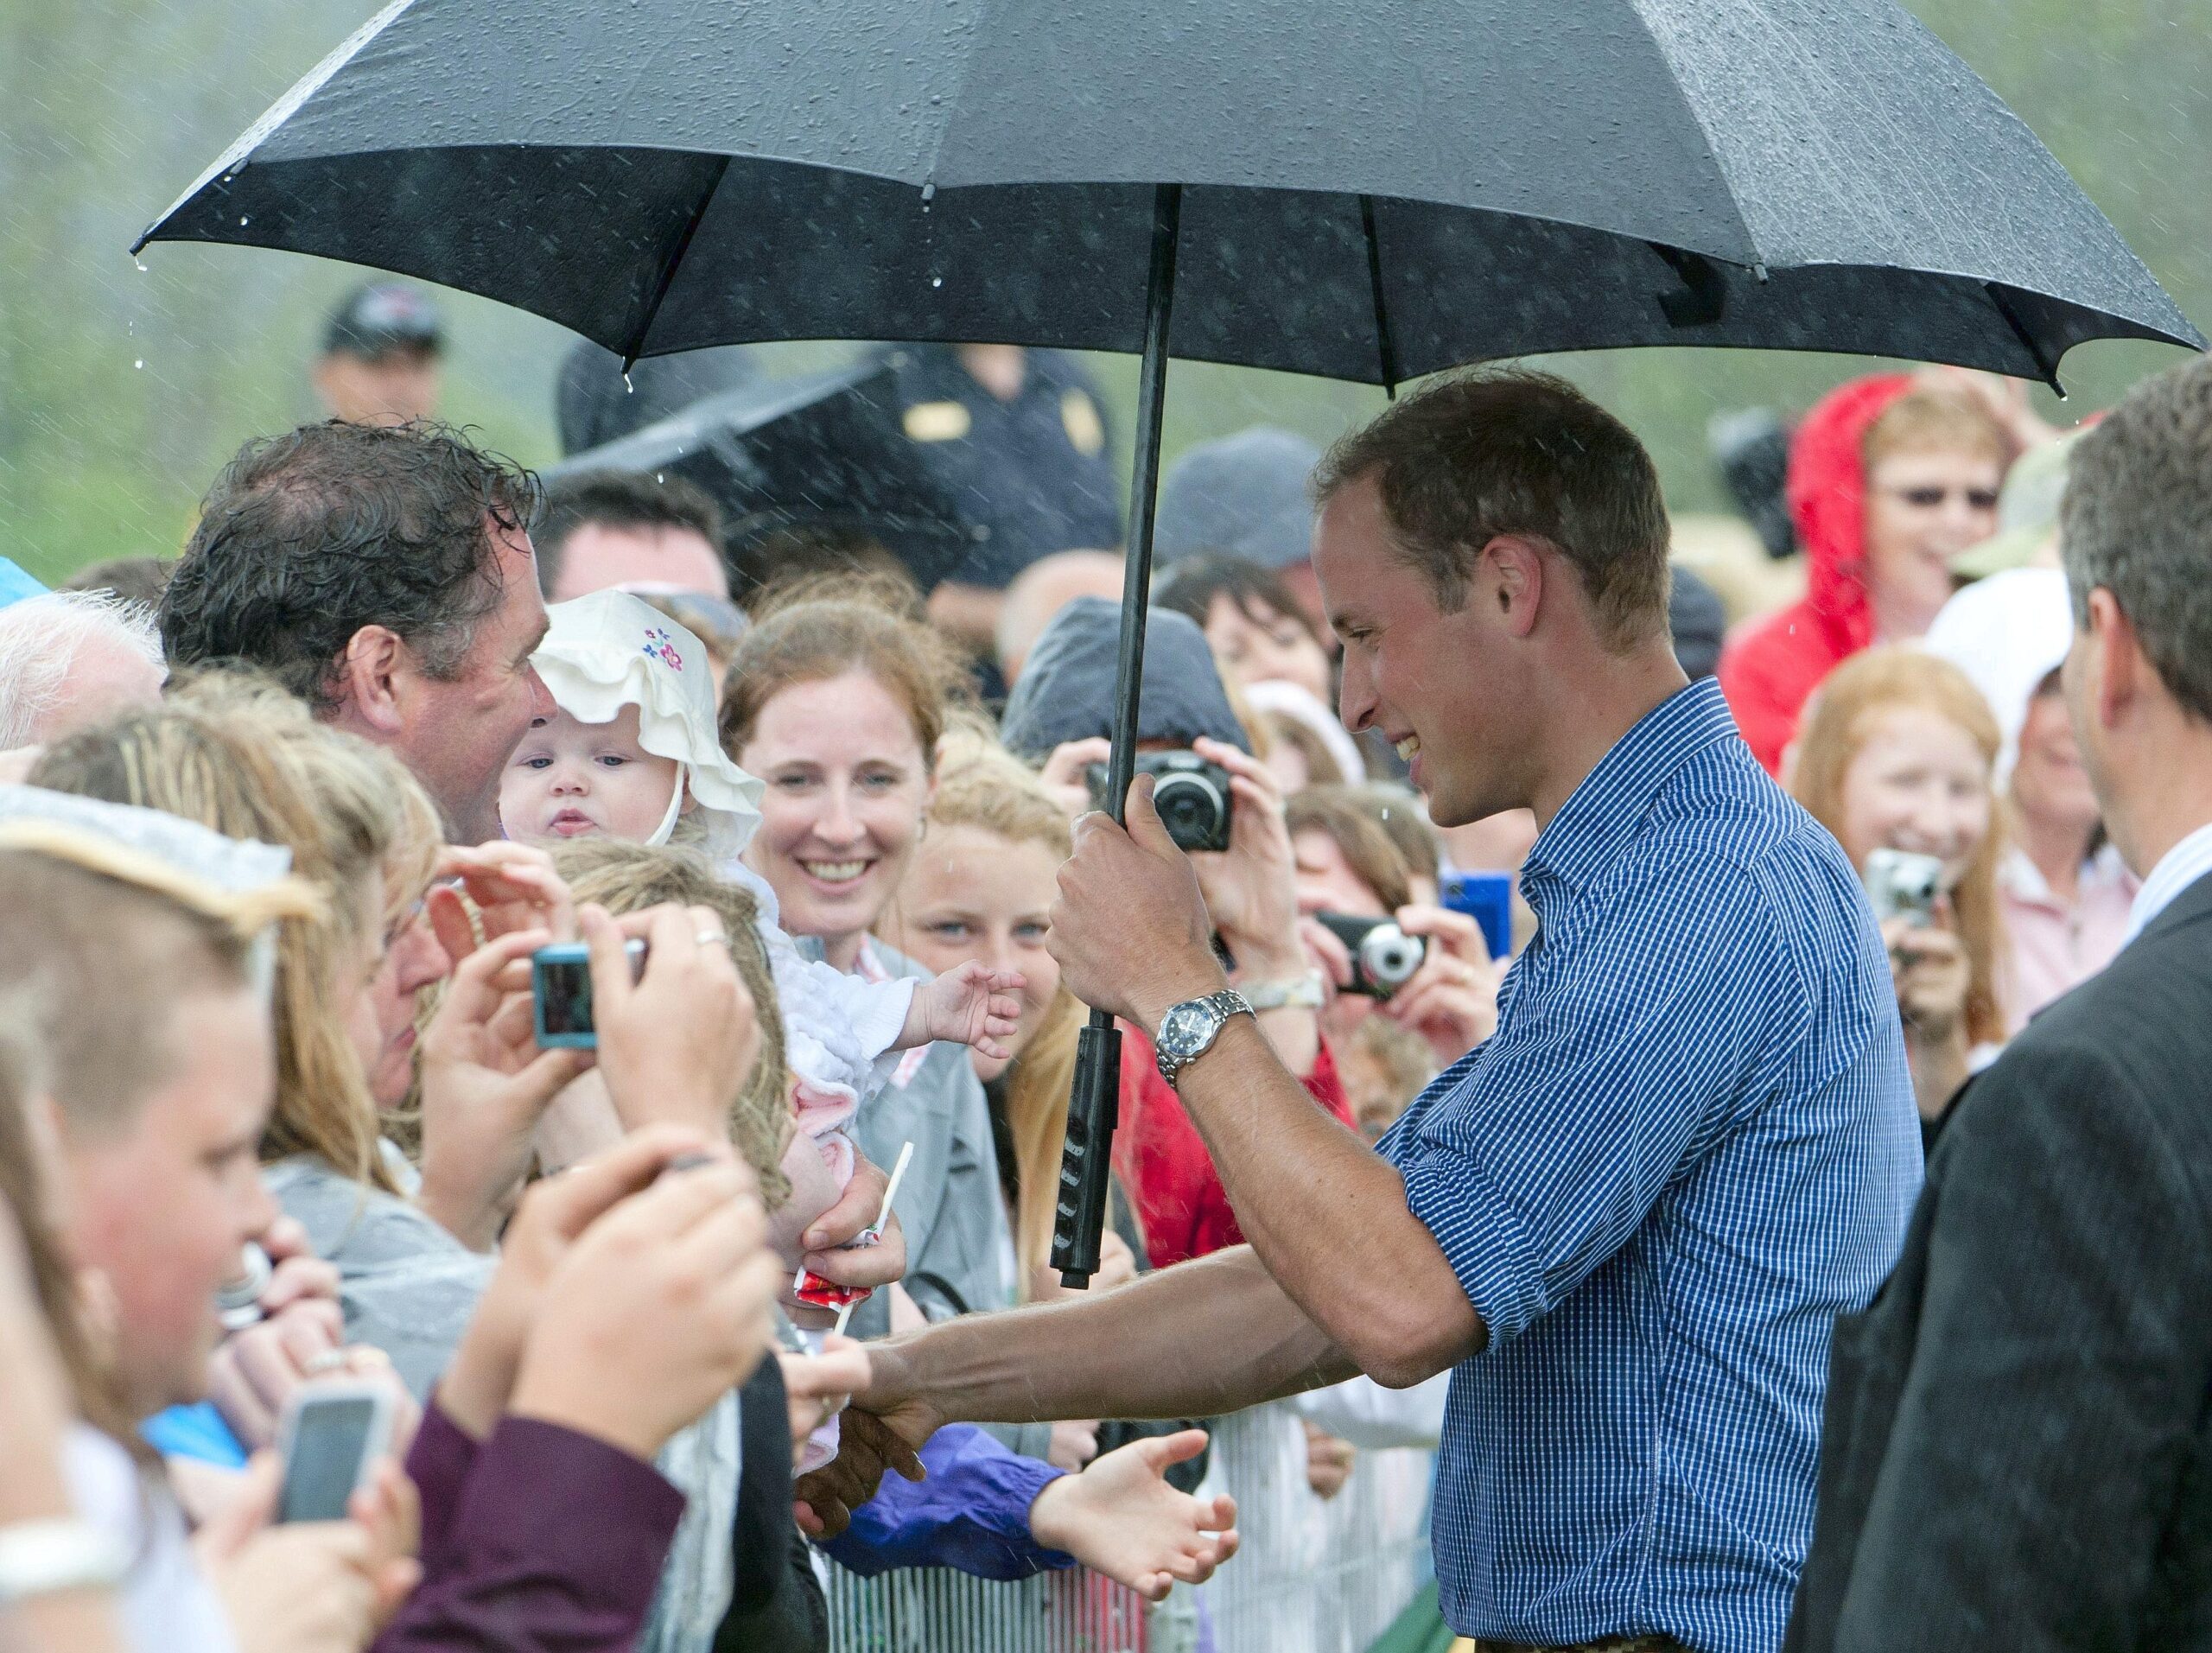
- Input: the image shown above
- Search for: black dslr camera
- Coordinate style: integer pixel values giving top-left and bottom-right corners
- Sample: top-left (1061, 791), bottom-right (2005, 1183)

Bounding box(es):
top-left (1085, 750), bottom-right (1235, 853)
top-left (1315, 912), bottom-right (1426, 999)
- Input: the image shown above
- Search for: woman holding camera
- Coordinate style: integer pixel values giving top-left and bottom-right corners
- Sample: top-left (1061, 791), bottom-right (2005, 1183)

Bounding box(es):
top-left (1789, 646), bottom-right (2006, 1129)
top-left (1000, 597), bottom-right (1359, 1269)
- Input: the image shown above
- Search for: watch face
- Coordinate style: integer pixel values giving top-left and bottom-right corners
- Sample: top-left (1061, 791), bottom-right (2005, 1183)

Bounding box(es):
top-left (1160, 1001), bottom-right (1211, 1057)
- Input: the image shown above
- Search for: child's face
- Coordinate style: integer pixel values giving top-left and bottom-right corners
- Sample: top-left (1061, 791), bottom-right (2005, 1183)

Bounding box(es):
top-left (499, 703), bottom-right (683, 843)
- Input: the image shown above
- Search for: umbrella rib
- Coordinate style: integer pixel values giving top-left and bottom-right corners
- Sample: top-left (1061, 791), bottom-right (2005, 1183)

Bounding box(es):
top-left (621, 155), bottom-right (733, 368)
top-left (1359, 194), bottom-right (1402, 397)
top-left (1981, 283), bottom-right (2065, 394)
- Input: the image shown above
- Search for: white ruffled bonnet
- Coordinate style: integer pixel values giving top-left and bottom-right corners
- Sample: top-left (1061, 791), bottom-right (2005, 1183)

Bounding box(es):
top-left (531, 590), bottom-right (766, 855)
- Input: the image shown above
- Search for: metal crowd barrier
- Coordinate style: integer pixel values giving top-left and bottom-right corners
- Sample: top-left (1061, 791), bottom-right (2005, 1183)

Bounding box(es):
top-left (825, 1398), bottom-right (1436, 1653)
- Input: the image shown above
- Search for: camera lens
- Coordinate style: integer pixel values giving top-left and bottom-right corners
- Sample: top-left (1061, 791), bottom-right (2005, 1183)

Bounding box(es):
top-left (1358, 925), bottom-right (1426, 989)
top-left (1151, 772), bottom-right (1226, 849)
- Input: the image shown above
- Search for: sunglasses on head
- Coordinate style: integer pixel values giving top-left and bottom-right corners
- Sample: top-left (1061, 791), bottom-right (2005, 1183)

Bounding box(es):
top-left (1883, 484), bottom-right (2000, 512)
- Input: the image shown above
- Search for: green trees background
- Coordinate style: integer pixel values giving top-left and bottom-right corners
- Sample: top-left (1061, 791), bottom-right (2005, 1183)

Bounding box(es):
top-left (3, 0), bottom-right (2206, 585)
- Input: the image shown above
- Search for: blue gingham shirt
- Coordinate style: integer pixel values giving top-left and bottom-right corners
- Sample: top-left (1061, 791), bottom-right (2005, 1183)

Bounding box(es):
top-left (1378, 679), bottom-right (1921, 1653)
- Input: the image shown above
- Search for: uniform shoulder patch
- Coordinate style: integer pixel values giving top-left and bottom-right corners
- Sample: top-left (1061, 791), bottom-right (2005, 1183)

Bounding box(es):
top-left (1060, 389), bottom-right (1106, 456)
top-left (903, 399), bottom-right (972, 442)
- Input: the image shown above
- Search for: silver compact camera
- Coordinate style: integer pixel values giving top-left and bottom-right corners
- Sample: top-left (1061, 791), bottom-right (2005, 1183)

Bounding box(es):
top-left (1315, 912), bottom-right (1427, 999)
top-left (1862, 848), bottom-right (1945, 927)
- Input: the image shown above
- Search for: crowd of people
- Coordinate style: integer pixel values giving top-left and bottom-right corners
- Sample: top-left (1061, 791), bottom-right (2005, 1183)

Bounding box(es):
top-left (0, 269), bottom-right (2209, 1653)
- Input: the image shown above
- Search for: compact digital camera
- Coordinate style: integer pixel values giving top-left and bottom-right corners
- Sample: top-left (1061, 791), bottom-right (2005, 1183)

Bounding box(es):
top-left (531, 938), bottom-right (648, 1049)
top-left (1085, 750), bottom-right (1235, 853)
top-left (1862, 848), bottom-right (1945, 927)
top-left (1315, 912), bottom-right (1427, 999)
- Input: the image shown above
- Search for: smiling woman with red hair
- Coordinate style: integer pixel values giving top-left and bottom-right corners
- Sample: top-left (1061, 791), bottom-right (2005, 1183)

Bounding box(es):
top-left (1719, 375), bottom-right (2009, 773)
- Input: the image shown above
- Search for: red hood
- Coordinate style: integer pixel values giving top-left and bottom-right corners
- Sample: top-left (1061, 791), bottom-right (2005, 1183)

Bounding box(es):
top-left (1784, 372), bottom-right (1916, 656)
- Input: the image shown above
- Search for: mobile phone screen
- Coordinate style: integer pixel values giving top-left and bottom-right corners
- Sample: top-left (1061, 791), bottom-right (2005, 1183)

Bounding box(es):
top-left (536, 956), bottom-right (595, 1040)
top-left (279, 1396), bottom-right (379, 1523)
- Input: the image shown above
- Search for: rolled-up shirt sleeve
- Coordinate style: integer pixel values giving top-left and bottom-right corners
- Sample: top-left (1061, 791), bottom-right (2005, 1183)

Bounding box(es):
top-left (1383, 857), bottom-right (1802, 1347)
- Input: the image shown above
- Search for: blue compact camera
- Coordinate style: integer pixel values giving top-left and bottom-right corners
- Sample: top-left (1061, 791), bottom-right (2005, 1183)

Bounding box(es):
top-left (531, 938), bottom-right (646, 1049)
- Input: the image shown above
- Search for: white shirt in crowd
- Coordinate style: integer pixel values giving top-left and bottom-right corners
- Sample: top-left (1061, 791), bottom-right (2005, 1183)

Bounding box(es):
top-left (64, 1423), bottom-right (236, 1653)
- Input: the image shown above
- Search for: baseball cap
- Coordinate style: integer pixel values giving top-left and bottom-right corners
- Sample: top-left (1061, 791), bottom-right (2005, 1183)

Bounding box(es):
top-left (322, 281), bottom-right (443, 360)
top-left (1154, 427), bottom-right (1322, 572)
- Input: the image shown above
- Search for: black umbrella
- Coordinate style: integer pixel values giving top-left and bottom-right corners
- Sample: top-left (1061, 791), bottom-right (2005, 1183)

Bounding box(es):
top-left (543, 354), bottom-right (981, 592)
top-left (138, 0), bottom-right (2200, 1283)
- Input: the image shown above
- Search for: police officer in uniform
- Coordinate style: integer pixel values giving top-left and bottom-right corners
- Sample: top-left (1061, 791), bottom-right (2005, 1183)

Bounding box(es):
top-left (885, 342), bottom-right (1124, 661)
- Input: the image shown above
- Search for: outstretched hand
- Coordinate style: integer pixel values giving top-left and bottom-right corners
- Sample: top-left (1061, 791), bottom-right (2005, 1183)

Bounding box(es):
top-left (1029, 1430), bottom-right (1240, 1600)
top-left (908, 960), bottom-right (1026, 1060)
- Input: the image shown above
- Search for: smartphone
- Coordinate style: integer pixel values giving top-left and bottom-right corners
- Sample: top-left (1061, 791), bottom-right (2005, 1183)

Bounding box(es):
top-left (275, 1381), bottom-right (397, 1524)
top-left (531, 938), bottom-right (647, 1049)
top-left (1439, 870), bottom-right (1515, 962)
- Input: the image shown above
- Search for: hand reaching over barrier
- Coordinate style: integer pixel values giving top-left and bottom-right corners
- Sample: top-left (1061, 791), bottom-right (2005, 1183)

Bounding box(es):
top-left (1028, 1430), bottom-right (1239, 1600)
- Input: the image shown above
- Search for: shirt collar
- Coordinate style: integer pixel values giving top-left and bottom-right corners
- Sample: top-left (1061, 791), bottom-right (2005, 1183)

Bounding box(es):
top-left (2125, 818), bottom-right (2212, 942)
top-left (1522, 678), bottom-right (1741, 896)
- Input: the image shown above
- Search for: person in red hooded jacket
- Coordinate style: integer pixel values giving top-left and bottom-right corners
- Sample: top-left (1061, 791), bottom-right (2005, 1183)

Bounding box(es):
top-left (1718, 374), bottom-right (2010, 773)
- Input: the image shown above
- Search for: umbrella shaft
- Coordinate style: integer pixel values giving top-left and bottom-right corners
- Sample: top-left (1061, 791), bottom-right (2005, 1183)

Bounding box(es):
top-left (1094, 181), bottom-right (1185, 843)
top-left (1055, 182), bottom-right (1182, 1287)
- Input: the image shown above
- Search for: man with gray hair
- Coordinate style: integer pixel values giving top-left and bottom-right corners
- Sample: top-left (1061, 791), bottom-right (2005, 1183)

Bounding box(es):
top-left (0, 589), bottom-right (165, 751)
top-left (1789, 352), bottom-right (2212, 1651)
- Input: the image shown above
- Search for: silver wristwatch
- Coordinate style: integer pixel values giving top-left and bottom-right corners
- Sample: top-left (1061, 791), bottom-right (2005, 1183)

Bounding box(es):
top-left (1154, 989), bottom-right (1255, 1088)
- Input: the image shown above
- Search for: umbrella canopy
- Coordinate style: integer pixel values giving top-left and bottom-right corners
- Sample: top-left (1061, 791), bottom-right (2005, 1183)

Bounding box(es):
top-left (142, 0), bottom-right (2199, 385)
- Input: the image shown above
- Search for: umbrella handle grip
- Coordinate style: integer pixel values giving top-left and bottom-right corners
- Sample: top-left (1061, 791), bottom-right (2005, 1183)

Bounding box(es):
top-left (1050, 1020), bottom-right (1122, 1289)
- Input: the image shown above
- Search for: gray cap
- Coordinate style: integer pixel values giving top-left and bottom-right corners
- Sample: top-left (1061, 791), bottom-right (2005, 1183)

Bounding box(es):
top-left (999, 596), bottom-right (1250, 760)
top-left (1154, 427), bottom-right (1322, 571)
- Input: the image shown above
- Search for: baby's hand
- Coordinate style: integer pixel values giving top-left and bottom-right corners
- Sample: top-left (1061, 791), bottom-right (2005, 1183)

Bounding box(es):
top-left (905, 962), bottom-right (1024, 1059)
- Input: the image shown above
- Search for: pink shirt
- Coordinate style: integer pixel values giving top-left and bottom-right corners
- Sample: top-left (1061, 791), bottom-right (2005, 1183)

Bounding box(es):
top-left (1999, 843), bottom-right (2138, 1036)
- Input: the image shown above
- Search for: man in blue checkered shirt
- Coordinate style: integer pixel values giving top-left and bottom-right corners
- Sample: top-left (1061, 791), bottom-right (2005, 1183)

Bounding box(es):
top-left (842, 370), bottom-right (1923, 1653)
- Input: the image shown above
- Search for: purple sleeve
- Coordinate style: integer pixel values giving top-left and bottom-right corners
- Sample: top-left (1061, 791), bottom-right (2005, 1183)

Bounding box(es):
top-left (401, 1402), bottom-right (480, 1576)
top-left (824, 1423), bottom-right (1075, 1580)
top-left (373, 1416), bottom-right (686, 1653)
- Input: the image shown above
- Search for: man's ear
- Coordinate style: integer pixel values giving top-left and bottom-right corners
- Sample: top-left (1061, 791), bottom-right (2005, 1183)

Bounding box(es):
top-left (334, 625), bottom-right (410, 738)
top-left (2087, 588), bottom-right (2141, 731)
top-left (1476, 535), bottom-right (1546, 640)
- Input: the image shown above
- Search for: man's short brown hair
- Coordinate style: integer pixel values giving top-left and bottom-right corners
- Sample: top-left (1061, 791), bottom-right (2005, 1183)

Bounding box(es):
top-left (1312, 369), bottom-right (1672, 650)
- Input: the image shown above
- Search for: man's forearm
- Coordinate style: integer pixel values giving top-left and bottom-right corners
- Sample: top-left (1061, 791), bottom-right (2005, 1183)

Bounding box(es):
top-left (877, 1245), bottom-right (1353, 1423)
top-left (1165, 1017), bottom-right (1483, 1386)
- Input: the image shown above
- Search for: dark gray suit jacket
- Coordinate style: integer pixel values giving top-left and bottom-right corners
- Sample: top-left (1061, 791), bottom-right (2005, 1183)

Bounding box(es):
top-left (1787, 872), bottom-right (2212, 1651)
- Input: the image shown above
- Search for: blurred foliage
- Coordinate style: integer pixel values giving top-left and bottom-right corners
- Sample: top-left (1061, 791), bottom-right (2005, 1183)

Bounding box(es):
top-left (2, 0), bottom-right (2206, 584)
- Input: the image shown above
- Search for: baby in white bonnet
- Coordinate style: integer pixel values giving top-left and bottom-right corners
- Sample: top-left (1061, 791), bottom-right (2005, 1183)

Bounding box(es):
top-left (499, 590), bottom-right (1020, 1268)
